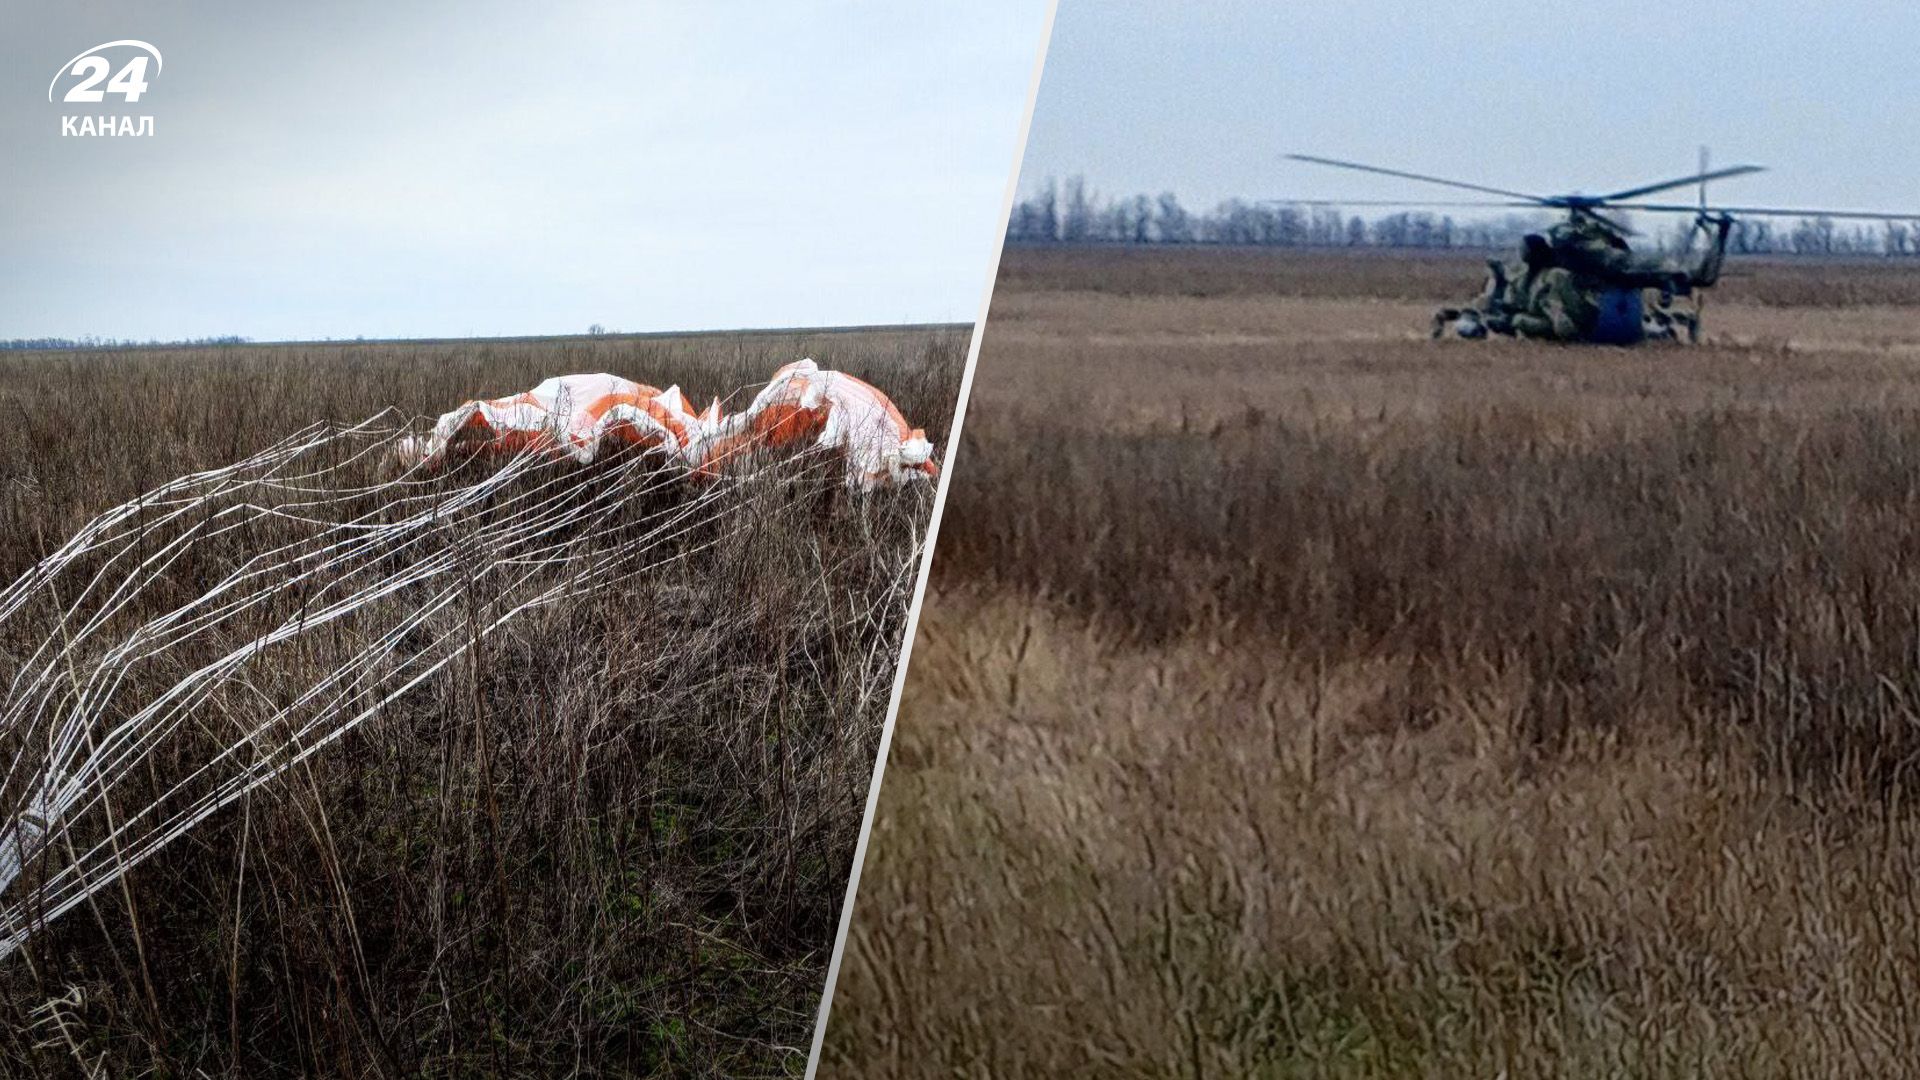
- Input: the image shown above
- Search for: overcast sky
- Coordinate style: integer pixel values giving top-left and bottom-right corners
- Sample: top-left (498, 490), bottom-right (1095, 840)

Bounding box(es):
top-left (1, 0), bottom-right (1050, 342)
top-left (1022, 0), bottom-right (1920, 223)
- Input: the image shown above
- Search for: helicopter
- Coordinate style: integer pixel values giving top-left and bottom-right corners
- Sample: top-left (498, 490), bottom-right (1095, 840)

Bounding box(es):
top-left (1285, 152), bottom-right (1920, 344)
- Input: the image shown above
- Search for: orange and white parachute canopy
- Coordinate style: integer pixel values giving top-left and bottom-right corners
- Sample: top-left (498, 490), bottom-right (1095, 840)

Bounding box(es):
top-left (699, 359), bottom-right (937, 490)
top-left (398, 362), bottom-right (936, 489)
top-left (399, 374), bottom-right (715, 469)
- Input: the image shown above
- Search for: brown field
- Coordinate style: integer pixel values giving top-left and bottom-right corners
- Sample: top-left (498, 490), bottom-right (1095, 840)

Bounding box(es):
top-left (822, 246), bottom-right (1920, 1076)
top-left (0, 326), bottom-right (963, 1077)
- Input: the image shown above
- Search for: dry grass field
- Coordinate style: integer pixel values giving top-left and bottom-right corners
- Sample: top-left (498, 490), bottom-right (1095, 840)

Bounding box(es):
top-left (822, 246), bottom-right (1920, 1077)
top-left (0, 326), bottom-right (963, 1077)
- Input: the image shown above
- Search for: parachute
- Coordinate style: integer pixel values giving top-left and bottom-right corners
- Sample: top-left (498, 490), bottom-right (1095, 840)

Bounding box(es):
top-left (0, 358), bottom-right (937, 960)
top-left (700, 359), bottom-right (938, 490)
top-left (396, 373), bottom-right (714, 469)
top-left (404, 360), bottom-right (938, 490)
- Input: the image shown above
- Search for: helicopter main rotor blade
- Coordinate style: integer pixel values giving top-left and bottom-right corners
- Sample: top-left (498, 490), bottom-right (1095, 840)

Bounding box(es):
top-left (1286, 154), bottom-right (1547, 203)
top-left (1614, 201), bottom-right (1920, 221)
top-left (1598, 165), bottom-right (1765, 202)
top-left (1259, 198), bottom-right (1540, 209)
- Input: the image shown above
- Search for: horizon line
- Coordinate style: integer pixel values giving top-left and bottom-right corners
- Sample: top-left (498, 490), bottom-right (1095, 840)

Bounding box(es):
top-left (0, 319), bottom-right (975, 353)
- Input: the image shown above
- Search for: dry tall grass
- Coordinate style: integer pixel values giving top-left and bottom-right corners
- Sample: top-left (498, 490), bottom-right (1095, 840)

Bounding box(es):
top-left (0, 326), bottom-right (964, 1077)
top-left (822, 248), bottom-right (1920, 1076)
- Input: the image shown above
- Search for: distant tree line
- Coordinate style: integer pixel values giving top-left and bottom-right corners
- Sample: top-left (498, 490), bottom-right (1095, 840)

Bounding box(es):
top-left (1011, 176), bottom-right (1920, 257)
top-left (1710, 217), bottom-right (1919, 257)
top-left (0, 334), bottom-right (251, 351)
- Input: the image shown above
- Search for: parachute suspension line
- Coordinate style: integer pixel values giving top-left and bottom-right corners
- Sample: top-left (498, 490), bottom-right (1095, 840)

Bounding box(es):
top-left (0, 403), bottom-right (875, 957)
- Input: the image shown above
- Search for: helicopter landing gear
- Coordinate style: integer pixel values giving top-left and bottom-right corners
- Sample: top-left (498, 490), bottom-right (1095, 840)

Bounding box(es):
top-left (1433, 307), bottom-right (1493, 339)
top-left (1644, 304), bottom-right (1701, 344)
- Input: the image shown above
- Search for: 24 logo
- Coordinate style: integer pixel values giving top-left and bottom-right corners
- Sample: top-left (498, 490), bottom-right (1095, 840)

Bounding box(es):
top-left (47, 40), bottom-right (162, 104)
